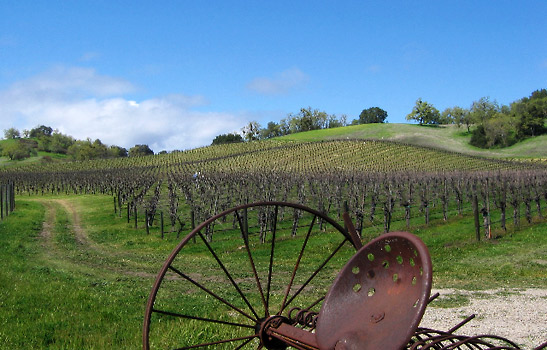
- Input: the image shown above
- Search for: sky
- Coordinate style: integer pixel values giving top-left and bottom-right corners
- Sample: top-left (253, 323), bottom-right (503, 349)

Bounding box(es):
top-left (1, 1), bottom-right (546, 152)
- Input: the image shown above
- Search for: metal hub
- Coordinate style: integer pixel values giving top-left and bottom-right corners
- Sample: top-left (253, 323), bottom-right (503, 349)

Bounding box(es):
top-left (258, 316), bottom-right (289, 350)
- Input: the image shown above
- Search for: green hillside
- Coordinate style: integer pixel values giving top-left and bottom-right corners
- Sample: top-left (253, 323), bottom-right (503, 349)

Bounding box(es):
top-left (2, 123), bottom-right (546, 168)
top-left (279, 123), bottom-right (547, 160)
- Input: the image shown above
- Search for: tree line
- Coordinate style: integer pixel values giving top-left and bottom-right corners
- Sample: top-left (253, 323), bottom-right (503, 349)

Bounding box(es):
top-left (1, 125), bottom-right (154, 161)
top-left (213, 106), bottom-right (389, 145)
top-left (406, 89), bottom-right (546, 148)
top-left (214, 88), bottom-right (546, 150)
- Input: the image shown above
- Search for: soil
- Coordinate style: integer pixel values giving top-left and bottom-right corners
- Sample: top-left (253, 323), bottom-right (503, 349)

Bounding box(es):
top-left (420, 288), bottom-right (547, 348)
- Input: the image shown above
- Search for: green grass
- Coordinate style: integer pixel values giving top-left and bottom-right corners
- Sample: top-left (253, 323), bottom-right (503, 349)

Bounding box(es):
top-left (0, 199), bottom-right (154, 349)
top-left (279, 123), bottom-right (547, 160)
top-left (0, 138), bottom-right (67, 166)
top-left (0, 195), bottom-right (545, 348)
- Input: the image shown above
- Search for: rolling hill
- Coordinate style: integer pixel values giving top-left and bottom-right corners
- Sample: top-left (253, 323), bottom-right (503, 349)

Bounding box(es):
top-left (1, 123), bottom-right (546, 169)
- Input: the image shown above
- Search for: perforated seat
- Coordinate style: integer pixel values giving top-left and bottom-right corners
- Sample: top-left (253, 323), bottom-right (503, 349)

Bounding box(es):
top-left (316, 232), bottom-right (432, 350)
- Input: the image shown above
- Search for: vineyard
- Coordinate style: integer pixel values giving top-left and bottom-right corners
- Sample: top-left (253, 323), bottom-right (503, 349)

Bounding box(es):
top-left (1, 139), bottom-right (546, 240)
top-left (1, 137), bottom-right (546, 348)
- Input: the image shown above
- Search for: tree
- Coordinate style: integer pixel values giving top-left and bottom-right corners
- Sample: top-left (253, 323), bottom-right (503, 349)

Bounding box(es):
top-left (212, 133), bottom-right (244, 145)
top-left (129, 144), bottom-right (154, 157)
top-left (29, 125), bottom-right (53, 138)
top-left (441, 106), bottom-right (470, 128)
top-left (260, 122), bottom-right (282, 140)
top-left (1, 140), bottom-right (33, 160)
top-left (3, 128), bottom-right (20, 139)
top-left (468, 97), bottom-right (517, 148)
top-left (49, 131), bottom-right (75, 154)
top-left (241, 121), bottom-right (262, 141)
top-left (356, 107), bottom-right (388, 124)
top-left (483, 113), bottom-right (517, 148)
top-left (406, 99), bottom-right (441, 125)
top-left (67, 139), bottom-right (109, 160)
top-left (285, 107), bottom-right (330, 133)
top-left (469, 97), bottom-right (499, 125)
top-left (512, 89), bottom-right (547, 138)
top-left (109, 145), bottom-right (128, 157)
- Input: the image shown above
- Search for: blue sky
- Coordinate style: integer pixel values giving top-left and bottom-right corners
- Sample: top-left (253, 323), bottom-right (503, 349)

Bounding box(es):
top-left (1, 1), bottom-right (546, 151)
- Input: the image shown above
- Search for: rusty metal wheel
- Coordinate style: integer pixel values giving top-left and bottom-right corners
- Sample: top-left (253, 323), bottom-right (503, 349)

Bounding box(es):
top-left (143, 202), bottom-right (358, 349)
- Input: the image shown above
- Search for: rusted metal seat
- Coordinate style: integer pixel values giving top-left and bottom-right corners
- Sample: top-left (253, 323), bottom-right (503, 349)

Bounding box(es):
top-left (316, 231), bottom-right (432, 350)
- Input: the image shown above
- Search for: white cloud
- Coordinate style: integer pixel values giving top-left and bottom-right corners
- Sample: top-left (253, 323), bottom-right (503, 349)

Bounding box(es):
top-left (0, 66), bottom-right (245, 151)
top-left (247, 68), bottom-right (309, 95)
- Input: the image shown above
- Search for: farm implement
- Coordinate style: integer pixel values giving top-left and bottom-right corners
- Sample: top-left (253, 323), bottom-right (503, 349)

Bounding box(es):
top-left (143, 202), bottom-right (546, 350)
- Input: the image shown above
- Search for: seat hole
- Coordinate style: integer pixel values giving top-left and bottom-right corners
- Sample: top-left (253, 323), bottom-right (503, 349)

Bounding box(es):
top-left (384, 244), bottom-right (391, 252)
top-left (367, 253), bottom-right (375, 261)
top-left (396, 255), bottom-right (403, 265)
top-left (382, 260), bottom-right (390, 269)
top-left (367, 270), bottom-right (375, 279)
top-left (412, 276), bottom-right (417, 285)
top-left (368, 287), bottom-right (375, 296)
top-left (409, 258), bottom-right (415, 267)
top-left (352, 266), bottom-right (360, 275)
top-left (353, 283), bottom-right (362, 292)
top-left (393, 273), bottom-right (399, 282)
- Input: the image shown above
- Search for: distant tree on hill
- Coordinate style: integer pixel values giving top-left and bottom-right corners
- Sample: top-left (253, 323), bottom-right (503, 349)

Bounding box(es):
top-left (469, 97), bottom-right (499, 125)
top-left (49, 132), bottom-right (75, 154)
top-left (3, 128), bottom-right (21, 139)
top-left (1, 140), bottom-right (34, 160)
top-left (29, 125), bottom-right (53, 138)
top-left (241, 121), bottom-right (262, 141)
top-left (406, 99), bottom-right (441, 125)
top-left (260, 122), bottom-right (282, 139)
top-left (513, 89), bottom-right (547, 138)
top-left (441, 106), bottom-right (470, 129)
top-left (468, 97), bottom-right (514, 149)
top-left (129, 144), bottom-right (154, 157)
top-left (67, 139), bottom-right (109, 160)
top-left (109, 145), bottom-right (128, 157)
top-left (354, 107), bottom-right (388, 124)
top-left (212, 133), bottom-right (244, 145)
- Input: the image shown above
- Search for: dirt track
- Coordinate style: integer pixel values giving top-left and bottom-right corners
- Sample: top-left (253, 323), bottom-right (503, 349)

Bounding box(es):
top-left (35, 198), bottom-right (158, 278)
top-left (420, 289), bottom-right (547, 348)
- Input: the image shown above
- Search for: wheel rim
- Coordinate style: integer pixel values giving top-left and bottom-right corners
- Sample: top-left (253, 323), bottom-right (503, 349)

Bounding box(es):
top-left (143, 201), bottom-right (357, 349)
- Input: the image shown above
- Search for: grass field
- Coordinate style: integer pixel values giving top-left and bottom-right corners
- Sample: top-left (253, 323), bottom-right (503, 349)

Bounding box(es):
top-left (0, 195), bottom-right (545, 348)
top-left (279, 123), bottom-right (547, 160)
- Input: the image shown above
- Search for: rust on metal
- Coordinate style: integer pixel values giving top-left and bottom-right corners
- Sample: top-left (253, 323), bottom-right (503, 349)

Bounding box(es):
top-left (315, 231), bottom-right (432, 350)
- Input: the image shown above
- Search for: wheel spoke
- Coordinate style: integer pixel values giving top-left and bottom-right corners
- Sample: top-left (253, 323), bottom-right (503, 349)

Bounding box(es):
top-left (234, 337), bottom-right (256, 350)
top-left (196, 230), bottom-right (260, 320)
top-left (282, 238), bottom-right (348, 313)
top-left (265, 205), bottom-right (279, 317)
top-left (278, 214), bottom-right (317, 315)
top-left (151, 308), bottom-right (254, 329)
top-left (173, 334), bottom-right (258, 350)
top-left (167, 265), bottom-right (257, 323)
top-left (145, 202), bottom-right (352, 350)
top-left (235, 209), bottom-right (268, 317)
